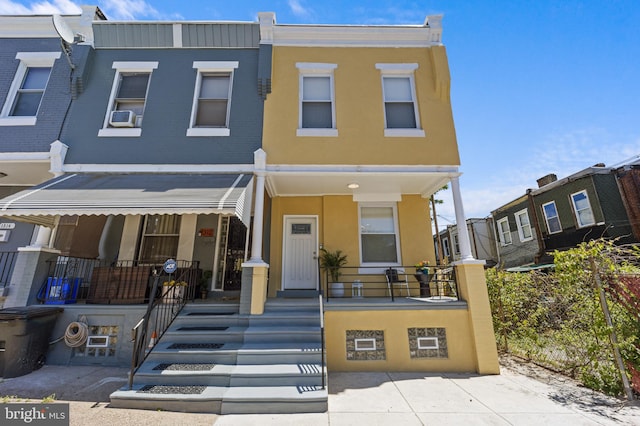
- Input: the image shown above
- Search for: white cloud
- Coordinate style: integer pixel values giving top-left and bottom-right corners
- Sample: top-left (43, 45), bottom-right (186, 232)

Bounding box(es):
top-left (288, 0), bottom-right (311, 18)
top-left (98, 0), bottom-right (163, 20)
top-left (0, 0), bottom-right (80, 14)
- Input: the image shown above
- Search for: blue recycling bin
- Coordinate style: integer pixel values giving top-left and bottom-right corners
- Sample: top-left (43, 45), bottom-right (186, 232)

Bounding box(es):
top-left (44, 277), bottom-right (80, 304)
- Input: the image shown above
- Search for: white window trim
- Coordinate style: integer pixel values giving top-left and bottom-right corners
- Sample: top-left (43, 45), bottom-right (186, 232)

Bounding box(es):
top-left (0, 51), bottom-right (60, 126)
top-left (358, 202), bottom-right (401, 267)
top-left (514, 208), bottom-right (533, 242)
top-left (542, 201), bottom-right (562, 234)
top-left (375, 63), bottom-right (425, 138)
top-left (296, 62), bottom-right (338, 137)
top-left (98, 61), bottom-right (158, 138)
top-left (186, 61), bottom-right (238, 137)
top-left (570, 190), bottom-right (596, 228)
top-left (497, 217), bottom-right (512, 246)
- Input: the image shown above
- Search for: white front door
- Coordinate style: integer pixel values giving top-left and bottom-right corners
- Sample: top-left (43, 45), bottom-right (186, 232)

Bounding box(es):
top-left (282, 216), bottom-right (318, 290)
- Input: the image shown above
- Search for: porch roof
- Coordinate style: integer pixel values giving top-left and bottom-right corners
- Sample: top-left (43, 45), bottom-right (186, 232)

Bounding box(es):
top-left (0, 173), bottom-right (253, 227)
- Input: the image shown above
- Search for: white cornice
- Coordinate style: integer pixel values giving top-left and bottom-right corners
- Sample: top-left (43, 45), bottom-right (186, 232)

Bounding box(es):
top-left (272, 25), bottom-right (442, 47)
top-left (0, 8), bottom-right (100, 43)
top-left (265, 164), bottom-right (460, 174)
top-left (0, 152), bottom-right (50, 162)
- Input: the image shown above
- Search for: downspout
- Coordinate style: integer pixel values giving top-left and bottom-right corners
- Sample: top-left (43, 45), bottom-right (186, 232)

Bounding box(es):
top-left (527, 188), bottom-right (545, 263)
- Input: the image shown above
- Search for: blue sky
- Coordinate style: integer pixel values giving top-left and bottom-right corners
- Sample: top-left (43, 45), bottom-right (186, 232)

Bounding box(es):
top-left (2, 0), bottom-right (639, 227)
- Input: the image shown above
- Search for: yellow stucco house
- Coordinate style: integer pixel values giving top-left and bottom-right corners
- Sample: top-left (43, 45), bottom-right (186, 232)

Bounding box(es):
top-left (244, 13), bottom-right (499, 374)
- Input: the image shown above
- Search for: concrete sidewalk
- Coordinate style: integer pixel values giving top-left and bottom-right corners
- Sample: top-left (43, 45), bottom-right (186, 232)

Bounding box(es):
top-left (0, 359), bottom-right (638, 425)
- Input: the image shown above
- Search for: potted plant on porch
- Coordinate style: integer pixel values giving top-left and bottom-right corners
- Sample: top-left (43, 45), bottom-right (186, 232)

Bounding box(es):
top-left (319, 248), bottom-right (348, 297)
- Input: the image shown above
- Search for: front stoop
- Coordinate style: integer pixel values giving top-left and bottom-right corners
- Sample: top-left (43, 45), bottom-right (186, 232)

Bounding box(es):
top-left (109, 300), bottom-right (328, 414)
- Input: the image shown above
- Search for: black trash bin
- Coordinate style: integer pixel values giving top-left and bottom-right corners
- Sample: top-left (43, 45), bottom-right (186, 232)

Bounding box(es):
top-left (0, 306), bottom-right (63, 378)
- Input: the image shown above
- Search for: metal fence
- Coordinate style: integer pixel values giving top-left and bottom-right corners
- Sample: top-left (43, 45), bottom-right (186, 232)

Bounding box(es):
top-left (487, 266), bottom-right (639, 398)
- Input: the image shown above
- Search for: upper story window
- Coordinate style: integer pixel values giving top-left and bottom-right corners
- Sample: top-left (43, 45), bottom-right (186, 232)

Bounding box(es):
top-left (296, 63), bottom-right (337, 137)
top-left (187, 61), bottom-right (238, 137)
top-left (571, 190), bottom-right (595, 228)
top-left (497, 217), bottom-right (512, 246)
top-left (98, 61), bottom-right (158, 137)
top-left (542, 201), bottom-right (562, 234)
top-left (514, 209), bottom-right (533, 242)
top-left (375, 63), bottom-right (425, 138)
top-left (359, 203), bottom-right (400, 265)
top-left (0, 52), bottom-right (60, 126)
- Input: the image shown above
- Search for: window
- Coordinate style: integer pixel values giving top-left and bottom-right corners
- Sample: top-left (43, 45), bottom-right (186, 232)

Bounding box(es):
top-left (571, 190), bottom-right (595, 228)
top-left (138, 215), bottom-right (181, 263)
top-left (442, 237), bottom-right (450, 257)
top-left (0, 52), bottom-right (60, 126)
top-left (497, 217), bottom-right (512, 246)
top-left (187, 61), bottom-right (238, 137)
top-left (375, 63), bottom-right (424, 137)
top-left (514, 209), bottom-right (533, 242)
top-left (542, 201), bottom-right (562, 234)
top-left (452, 233), bottom-right (460, 255)
top-left (359, 204), bottom-right (400, 264)
top-left (296, 63), bottom-right (337, 137)
top-left (99, 61), bottom-right (158, 137)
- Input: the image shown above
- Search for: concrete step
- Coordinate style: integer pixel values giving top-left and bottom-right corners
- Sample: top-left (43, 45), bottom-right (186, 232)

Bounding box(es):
top-left (264, 298), bottom-right (320, 312)
top-left (221, 385), bottom-right (328, 414)
top-left (132, 362), bottom-right (324, 387)
top-left (248, 310), bottom-right (320, 327)
top-left (242, 325), bottom-right (321, 343)
top-left (146, 341), bottom-right (242, 364)
top-left (162, 325), bottom-right (246, 343)
top-left (236, 342), bottom-right (322, 364)
top-left (110, 384), bottom-right (327, 414)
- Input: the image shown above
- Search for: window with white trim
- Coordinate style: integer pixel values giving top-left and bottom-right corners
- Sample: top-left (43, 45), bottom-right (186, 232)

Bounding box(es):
top-left (187, 61), bottom-right (238, 137)
top-left (138, 215), bottom-right (181, 263)
top-left (514, 209), bottom-right (533, 242)
top-left (442, 237), bottom-right (450, 257)
top-left (497, 217), bottom-right (512, 246)
top-left (571, 190), bottom-right (595, 228)
top-left (375, 63), bottom-right (424, 137)
top-left (542, 201), bottom-right (562, 234)
top-left (98, 61), bottom-right (158, 137)
top-left (452, 233), bottom-right (460, 255)
top-left (359, 204), bottom-right (400, 264)
top-left (296, 63), bottom-right (337, 137)
top-left (0, 52), bottom-right (60, 126)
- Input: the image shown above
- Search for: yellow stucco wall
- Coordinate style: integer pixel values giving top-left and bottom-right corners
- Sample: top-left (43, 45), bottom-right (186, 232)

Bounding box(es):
top-left (268, 194), bottom-right (436, 297)
top-left (263, 46), bottom-right (460, 166)
top-left (324, 309), bottom-right (477, 372)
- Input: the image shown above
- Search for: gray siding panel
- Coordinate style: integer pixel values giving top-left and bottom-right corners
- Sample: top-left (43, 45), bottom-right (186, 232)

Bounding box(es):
top-left (94, 24), bottom-right (174, 48)
top-left (60, 48), bottom-right (263, 165)
top-left (182, 24), bottom-right (259, 48)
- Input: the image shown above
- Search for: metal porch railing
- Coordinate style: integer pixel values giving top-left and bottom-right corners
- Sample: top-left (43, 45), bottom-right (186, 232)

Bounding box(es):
top-left (321, 264), bottom-right (460, 302)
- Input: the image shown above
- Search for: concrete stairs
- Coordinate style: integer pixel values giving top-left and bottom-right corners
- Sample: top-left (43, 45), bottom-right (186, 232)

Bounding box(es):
top-left (109, 299), bottom-right (327, 414)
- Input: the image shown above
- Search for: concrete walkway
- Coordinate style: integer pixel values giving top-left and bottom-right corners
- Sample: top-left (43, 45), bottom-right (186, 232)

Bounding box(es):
top-left (0, 358), bottom-right (638, 425)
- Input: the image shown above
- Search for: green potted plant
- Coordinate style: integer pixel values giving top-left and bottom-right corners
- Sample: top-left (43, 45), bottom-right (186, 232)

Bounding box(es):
top-left (320, 248), bottom-right (348, 297)
top-left (199, 270), bottom-right (212, 299)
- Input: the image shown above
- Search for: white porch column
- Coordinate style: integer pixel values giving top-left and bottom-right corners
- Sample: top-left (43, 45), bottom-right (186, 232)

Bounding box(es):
top-left (450, 176), bottom-right (474, 261)
top-left (31, 225), bottom-right (53, 248)
top-left (249, 149), bottom-right (266, 262)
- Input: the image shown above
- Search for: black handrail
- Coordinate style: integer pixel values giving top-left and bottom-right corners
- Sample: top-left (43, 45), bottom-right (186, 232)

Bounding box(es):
top-left (128, 263), bottom-right (199, 389)
top-left (319, 293), bottom-right (325, 389)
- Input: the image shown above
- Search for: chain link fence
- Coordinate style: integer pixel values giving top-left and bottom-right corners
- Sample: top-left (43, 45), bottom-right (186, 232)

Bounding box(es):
top-left (486, 241), bottom-right (640, 398)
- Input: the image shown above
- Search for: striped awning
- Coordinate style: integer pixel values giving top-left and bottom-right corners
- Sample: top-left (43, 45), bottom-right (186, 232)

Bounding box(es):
top-left (0, 173), bottom-right (253, 227)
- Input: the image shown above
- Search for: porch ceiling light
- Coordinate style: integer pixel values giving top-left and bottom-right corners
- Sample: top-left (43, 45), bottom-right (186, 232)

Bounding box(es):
top-left (347, 183), bottom-right (359, 189)
top-left (0, 172), bottom-right (7, 178)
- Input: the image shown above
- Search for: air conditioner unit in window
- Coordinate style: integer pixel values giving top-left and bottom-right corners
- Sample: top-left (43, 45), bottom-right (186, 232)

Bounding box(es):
top-left (109, 110), bottom-right (136, 127)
